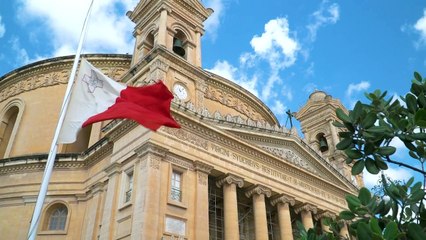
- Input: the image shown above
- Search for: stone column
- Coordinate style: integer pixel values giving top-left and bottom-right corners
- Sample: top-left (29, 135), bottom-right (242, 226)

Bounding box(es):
top-left (157, 7), bottom-right (168, 47)
top-left (271, 194), bottom-right (295, 240)
top-left (328, 119), bottom-right (339, 149)
top-left (245, 185), bottom-right (271, 240)
top-left (294, 203), bottom-right (317, 230)
top-left (194, 161), bottom-right (213, 240)
top-left (216, 174), bottom-right (244, 240)
top-left (131, 154), bottom-right (163, 240)
top-left (82, 182), bottom-right (106, 240)
top-left (314, 211), bottom-right (336, 233)
top-left (194, 29), bottom-right (202, 67)
top-left (99, 163), bottom-right (121, 240)
top-left (339, 220), bottom-right (350, 239)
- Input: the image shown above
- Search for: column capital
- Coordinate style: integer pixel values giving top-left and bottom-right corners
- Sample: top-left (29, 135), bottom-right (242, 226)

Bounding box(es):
top-left (245, 184), bottom-right (272, 198)
top-left (294, 203), bottom-right (318, 214)
top-left (270, 194), bottom-right (295, 207)
top-left (314, 210), bottom-right (336, 221)
top-left (216, 173), bottom-right (244, 188)
top-left (194, 161), bottom-right (213, 174)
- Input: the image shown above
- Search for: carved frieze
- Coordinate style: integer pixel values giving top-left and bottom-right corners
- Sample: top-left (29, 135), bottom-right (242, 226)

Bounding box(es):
top-left (149, 156), bottom-right (161, 170)
top-left (205, 85), bottom-right (262, 121)
top-left (261, 146), bottom-right (317, 174)
top-left (197, 172), bottom-right (208, 186)
top-left (245, 185), bottom-right (272, 198)
top-left (161, 127), bottom-right (208, 150)
top-left (216, 173), bottom-right (244, 188)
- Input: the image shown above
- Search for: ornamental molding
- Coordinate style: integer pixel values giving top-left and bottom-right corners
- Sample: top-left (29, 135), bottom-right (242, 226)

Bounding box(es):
top-left (134, 141), bottom-right (169, 159)
top-left (294, 203), bottom-right (318, 214)
top-left (161, 125), bottom-right (209, 151)
top-left (205, 85), bottom-right (263, 121)
top-left (84, 141), bottom-right (113, 167)
top-left (166, 154), bottom-right (194, 170)
top-left (197, 172), bottom-right (208, 186)
top-left (107, 119), bottom-right (139, 142)
top-left (169, 113), bottom-right (352, 197)
top-left (0, 161), bottom-right (85, 175)
top-left (0, 56), bottom-right (130, 103)
top-left (270, 194), bottom-right (296, 206)
top-left (314, 210), bottom-right (337, 221)
top-left (216, 173), bottom-right (244, 188)
top-left (261, 146), bottom-right (318, 174)
top-left (194, 160), bottom-right (213, 173)
top-left (245, 185), bottom-right (272, 198)
top-left (103, 162), bottom-right (122, 177)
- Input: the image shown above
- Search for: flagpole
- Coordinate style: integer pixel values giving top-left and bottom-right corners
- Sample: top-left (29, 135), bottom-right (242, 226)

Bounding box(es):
top-left (27, 1), bottom-right (94, 239)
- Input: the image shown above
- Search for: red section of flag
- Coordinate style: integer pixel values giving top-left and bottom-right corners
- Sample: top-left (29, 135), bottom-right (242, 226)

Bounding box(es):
top-left (82, 81), bottom-right (180, 130)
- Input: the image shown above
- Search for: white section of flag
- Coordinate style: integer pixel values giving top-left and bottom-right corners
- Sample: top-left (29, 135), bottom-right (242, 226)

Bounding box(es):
top-left (58, 59), bottom-right (125, 144)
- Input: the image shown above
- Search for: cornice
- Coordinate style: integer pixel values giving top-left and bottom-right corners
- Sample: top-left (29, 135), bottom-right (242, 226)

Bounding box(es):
top-left (134, 141), bottom-right (169, 159)
top-left (162, 110), bottom-right (356, 198)
top-left (245, 184), bottom-right (272, 198)
top-left (0, 54), bottom-right (131, 103)
top-left (216, 173), bottom-right (244, 188)
top-left (194, 160), bottom-right (213, 173)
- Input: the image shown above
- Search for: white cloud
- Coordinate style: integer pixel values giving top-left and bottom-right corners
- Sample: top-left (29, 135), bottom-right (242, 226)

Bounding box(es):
top-left (249, 17), bottom-right (300, 101)
top-left (0, 16), bottom-right (5, 38)
top-left (203, 0), bottom-right (225, 41)
top-left (346, 81), bottom-right (370, 98)
top-left (250, 18), bottom-right (300, 69)
top-left (207, 60), bottom-right (259, 97)
top-left (10, 37), bottom-right (30, 65)
top-left (363, 167), bottom-right (412, 189)
top-left (271, 100), bottom-right (286, 115)
top-left (307, 0), bottom-right (340, 42)
top-left (303, 82), bottom-right (318, 93)
top-left (414, 9), bottom-right (426, 44)
top-left (18, 0), bottom-right (138, 58)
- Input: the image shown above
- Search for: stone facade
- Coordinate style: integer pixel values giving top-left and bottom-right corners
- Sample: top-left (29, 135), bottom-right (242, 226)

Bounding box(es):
top-left (0, 0), bottom-right (359, 239)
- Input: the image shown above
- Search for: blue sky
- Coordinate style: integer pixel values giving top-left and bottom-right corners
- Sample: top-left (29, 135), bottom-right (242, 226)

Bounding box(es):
top-left (0, 0), bottom-right (426, 189)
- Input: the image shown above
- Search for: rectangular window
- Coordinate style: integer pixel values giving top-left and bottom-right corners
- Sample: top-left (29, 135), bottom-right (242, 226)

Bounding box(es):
top-left (170, 170), bottom-right (182, 201)
top-left (125, 171), bottom-right (133, 203)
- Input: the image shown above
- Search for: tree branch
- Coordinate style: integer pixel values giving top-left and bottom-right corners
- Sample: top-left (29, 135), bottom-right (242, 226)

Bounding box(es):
top-left (385, 156), bottom-right (426, 176)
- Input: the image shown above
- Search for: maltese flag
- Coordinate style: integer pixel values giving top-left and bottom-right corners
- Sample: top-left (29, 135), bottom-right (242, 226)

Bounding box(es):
top-left (58, 59), bottom-right (180, 144)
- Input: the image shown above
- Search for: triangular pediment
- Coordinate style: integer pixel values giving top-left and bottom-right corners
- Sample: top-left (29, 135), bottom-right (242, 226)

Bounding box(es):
top-left (219, 126), bottom-right (358, 192)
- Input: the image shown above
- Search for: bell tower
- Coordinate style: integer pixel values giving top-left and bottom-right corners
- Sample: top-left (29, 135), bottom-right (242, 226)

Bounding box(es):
top-left (295, 91), bottom-right (363, 187)
top-left (127, 0), bottom-right (213, 67)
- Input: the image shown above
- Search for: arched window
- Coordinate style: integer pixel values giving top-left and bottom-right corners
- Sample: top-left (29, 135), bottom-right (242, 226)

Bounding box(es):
top-left (0, 99), bottom-right (24, 158)
top-left (316, 133), bottom-right (329, 153)
top-left (48, 205), bottom-right (68, 230)
top-left (42, 202), bottom-right (70, 232)
top-left (172, 29), bottom-right (188, 59)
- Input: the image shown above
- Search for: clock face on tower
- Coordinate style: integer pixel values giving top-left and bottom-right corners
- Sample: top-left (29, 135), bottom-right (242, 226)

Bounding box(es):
top-left (173, 83), bottom-right (188, 100)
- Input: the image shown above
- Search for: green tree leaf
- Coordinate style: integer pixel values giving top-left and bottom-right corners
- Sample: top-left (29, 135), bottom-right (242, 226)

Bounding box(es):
top-left (339, 210), bottom-right (355, 220)
top-left (336, 108), bottom-right (351, 123)
top-left (345, 149), bottom-right (363, 159)
top-left (366, 157), bottom-right (380, 174)
top-left (352, 160), bottom-right (365, 175)
top-left (415, 109), bottom-right (426, 128)
top-left (336, 138), bottom-right (353, 150)
top-left (383, 221), bottom-right (398, 240)
top-left (378, 146), bottom-right (396, 156)
top-left (358, 187), bottom-right (372, 205)
top-left (370, 218), bottom-right (382, 236)
top-left (357, 222), bottom-right (373, 240)
top-left (407, 223), bottom-right (426, 240)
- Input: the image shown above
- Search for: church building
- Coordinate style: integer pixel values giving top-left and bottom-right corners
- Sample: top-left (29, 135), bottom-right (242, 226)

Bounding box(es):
top-left (0, 0), bottom-right (361, 239)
